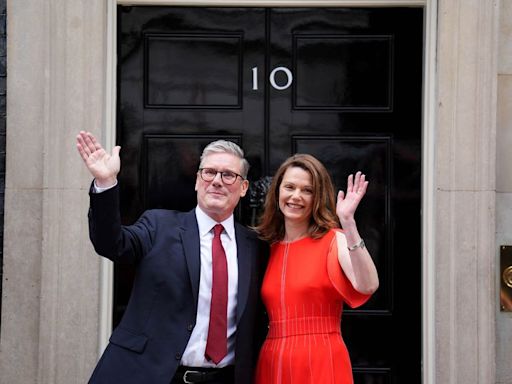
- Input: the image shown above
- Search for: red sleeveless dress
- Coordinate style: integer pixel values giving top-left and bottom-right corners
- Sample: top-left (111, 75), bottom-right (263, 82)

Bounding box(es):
top-left (254, 229), bottom-right (370, 384)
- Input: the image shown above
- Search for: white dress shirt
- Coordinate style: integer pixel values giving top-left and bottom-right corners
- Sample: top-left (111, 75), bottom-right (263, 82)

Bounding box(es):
top-left (181, 206), bottom-right (238, 367)
top-left (92, 181), bottom-right (239, 367)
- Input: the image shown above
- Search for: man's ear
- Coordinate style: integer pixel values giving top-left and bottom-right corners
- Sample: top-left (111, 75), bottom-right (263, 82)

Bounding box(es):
top-left (240, 179), bottom-right (249, 197)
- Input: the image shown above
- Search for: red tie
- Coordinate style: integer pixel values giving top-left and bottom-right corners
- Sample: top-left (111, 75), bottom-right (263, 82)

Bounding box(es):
top-left (205, 224), bottom-right (228, 364)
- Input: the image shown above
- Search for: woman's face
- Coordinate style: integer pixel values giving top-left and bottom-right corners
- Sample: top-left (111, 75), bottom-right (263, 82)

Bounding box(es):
top-left (278, 166), bottom-right (314, 226)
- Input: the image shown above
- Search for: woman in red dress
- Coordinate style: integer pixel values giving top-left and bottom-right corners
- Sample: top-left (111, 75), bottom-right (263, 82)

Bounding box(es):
top-left (254, 154), bottom-right (379, 384)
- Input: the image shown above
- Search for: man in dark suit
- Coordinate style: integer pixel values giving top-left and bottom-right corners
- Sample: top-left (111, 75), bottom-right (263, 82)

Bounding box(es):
top-left (76, 131), bottom-right (266, 384)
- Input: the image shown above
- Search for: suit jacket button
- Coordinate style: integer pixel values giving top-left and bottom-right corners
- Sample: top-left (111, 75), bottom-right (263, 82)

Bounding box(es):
top-left (175, 353), bottom-right (181, 360)
top-left (187, 324), bottom-right (194, 331)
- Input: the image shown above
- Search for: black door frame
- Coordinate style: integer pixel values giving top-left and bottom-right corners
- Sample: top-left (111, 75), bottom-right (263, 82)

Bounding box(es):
top-left (103, 2), bottom-right (437, 383)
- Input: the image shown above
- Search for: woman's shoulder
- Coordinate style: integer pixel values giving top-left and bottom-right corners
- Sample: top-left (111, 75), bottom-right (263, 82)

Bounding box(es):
top-left (324, 227), bottom-right (344, 241)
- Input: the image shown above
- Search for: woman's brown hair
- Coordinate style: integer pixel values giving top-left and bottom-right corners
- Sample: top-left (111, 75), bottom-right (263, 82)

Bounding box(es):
top-left (255, 154), bottom-right (340, 243)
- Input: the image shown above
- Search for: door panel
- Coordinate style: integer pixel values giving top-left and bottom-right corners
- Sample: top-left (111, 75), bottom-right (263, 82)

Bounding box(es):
top-left (117, 7), bottom-right (423, 383)
top-left (294, 35), bottom-right (392, 109)
top-left (145, 33), bottom-right (243, 107)
top-left (268, 8), bottom-right (423, 382)
top-left (118, 7), bottom-right (266, 224)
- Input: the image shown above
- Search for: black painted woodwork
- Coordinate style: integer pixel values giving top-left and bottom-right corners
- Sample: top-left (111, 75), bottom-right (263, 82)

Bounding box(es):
top-left (117, 7), bottom-right (423, 383)
top-left (0, 0), bottom-right (7, 332)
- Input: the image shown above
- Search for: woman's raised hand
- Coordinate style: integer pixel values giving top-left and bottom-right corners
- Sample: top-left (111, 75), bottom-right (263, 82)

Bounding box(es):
top-left (336, 171), bottom-right (368, 226)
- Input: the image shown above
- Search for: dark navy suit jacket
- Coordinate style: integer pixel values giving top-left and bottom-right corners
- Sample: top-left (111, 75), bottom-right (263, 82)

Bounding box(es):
top-left (87, 185), bottom-right (267, 384)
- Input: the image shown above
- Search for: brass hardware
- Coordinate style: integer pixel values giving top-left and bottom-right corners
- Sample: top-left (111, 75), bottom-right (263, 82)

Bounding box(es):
top-left (500, 246), bottom-right (512, 311)
top-left (503, 266), bottom-right (512, 289)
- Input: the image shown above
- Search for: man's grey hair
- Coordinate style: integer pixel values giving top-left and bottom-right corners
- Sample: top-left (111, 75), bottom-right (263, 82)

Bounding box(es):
top-left (199, 140), bottom-right (250, 178)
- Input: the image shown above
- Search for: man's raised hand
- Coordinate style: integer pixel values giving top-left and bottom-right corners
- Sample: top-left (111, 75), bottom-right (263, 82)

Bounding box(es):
top-left (76, 131), bottom-right (121, 188)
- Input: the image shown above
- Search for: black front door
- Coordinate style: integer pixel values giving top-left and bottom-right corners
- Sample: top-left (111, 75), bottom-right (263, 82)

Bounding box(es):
top-left (117, 6), bottom-right (423, 383)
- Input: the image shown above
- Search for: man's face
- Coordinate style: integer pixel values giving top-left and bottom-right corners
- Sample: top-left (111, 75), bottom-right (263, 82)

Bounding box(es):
top-left (195, 152), bottom-right (249, 222)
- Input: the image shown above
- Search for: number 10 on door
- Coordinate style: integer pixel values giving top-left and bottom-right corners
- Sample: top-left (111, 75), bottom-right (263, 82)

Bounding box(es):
top-left (252, 66), bottom-right (293, 91)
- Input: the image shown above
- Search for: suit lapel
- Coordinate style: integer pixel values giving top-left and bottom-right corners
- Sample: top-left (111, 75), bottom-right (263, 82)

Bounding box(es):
top-left (180, 210), bottom-right (201, 307)
top-left (180, 212), bottom-right (255, 323)
top-left (235, 224), bottom-right (253, 324)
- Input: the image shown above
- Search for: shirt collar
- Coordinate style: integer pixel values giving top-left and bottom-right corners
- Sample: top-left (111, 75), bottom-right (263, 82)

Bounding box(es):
top-left (195, 205), bottom-right (235, 240)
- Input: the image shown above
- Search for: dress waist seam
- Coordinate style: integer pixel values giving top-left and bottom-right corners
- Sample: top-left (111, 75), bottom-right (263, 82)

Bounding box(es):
top-left (267, 316), bottom-right (341, 338)
top-left (266, 330), bottom-right (341, 339)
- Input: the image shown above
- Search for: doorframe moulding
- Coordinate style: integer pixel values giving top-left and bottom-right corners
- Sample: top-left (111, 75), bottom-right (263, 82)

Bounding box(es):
top-left (117, 0), bottom-right (426, 5)
top-left (104, 3), bottom-right (437, 384)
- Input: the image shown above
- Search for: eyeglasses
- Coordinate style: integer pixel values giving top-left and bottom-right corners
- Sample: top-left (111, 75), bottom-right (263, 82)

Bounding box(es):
top-left (198, 168), bottom-right (245, 185)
